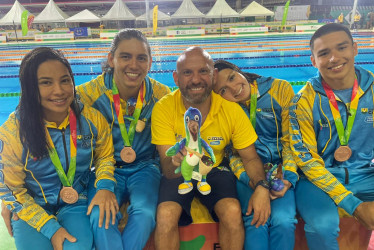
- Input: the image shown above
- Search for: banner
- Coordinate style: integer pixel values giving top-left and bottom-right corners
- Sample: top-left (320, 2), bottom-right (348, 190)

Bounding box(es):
top-left (318, 19), bottom-right (335, 24)
top-left (295, 24), bottom-right (323, 32)
top-left (69, 27), bottom-right (89, 37)
top-left (167, 28), bottom-right (205, 37)
top-left (27, 15), bottom-right (34, 29)
top-left (230, 26), bottom-right (268, 35)
top-left (21, 10), bottom-right (28, 36)
top-left (153, 5), bottom-right (158, 35)
top-left (35, 32), bottom-right (75, 41)
top-left (275, 5), bottom-right (310, 21)
top-left (280, 0), bottom-right (290, 30)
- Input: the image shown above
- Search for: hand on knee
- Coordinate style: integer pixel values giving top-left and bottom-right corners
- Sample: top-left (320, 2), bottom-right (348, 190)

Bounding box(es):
top-left (354, 202), bottom-right (374, 230)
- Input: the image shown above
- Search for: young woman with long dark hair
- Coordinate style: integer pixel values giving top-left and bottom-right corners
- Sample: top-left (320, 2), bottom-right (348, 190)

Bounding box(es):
top-left (0, 47), bottom-right (118, 250)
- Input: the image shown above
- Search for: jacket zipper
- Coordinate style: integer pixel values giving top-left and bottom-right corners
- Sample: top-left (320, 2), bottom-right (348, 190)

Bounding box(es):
top-left (248, 94), bottom-right (274, 164)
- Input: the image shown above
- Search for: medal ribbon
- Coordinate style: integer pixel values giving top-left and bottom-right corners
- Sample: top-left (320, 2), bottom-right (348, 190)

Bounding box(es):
top-left (322, 77), bottom-right (359, 146)
top-left (112, 78), bottom-right (145, 146)
top-left (46, 110), bottom-right (77, 187)
top-left (249, 82), bottom-right (258, 128)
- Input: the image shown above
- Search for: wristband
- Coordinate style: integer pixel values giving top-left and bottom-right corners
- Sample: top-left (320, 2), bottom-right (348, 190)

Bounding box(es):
top-left (255, 180), bottom-right (270, 190)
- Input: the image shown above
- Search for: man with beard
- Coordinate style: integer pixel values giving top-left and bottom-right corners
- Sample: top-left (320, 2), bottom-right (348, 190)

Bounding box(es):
top-left (151, 47), bottom-right (270, 250)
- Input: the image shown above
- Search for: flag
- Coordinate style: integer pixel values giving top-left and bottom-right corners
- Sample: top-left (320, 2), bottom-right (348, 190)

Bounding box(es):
top-left (281, 0), bottom-right (290, 31)
top-left (27, 15), bottom-right (35, 29)
top-left (153, 5), bottom-right (158, 35)
top-left (21, 10), bottom-right (28, 36)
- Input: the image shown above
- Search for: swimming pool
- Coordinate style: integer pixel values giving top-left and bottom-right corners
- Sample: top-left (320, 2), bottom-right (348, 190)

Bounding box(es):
top-left (0, 33), bottom-right (374, 125)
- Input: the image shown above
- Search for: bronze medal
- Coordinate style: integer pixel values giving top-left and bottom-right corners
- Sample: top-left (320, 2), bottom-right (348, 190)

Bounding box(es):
top-left (121, 147), bottom-right (136, 163)
top-left (60, 186), bottom-right (78, 204)
top-left (334, 145), bottom-right (352, 162)
top-left (135, 120), bottom-right (145, 133)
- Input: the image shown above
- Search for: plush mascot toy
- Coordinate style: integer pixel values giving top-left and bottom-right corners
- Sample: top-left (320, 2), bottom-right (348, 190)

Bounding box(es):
top-left (166, 107), bottom-right (216, 195)
top-left (264, 163), bottom-right (284, 191)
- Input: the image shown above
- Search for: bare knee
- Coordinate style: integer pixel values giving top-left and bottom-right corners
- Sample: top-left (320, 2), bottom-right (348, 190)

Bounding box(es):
top-left (156, 202), bottom-right (182, 232)
top-left (215, 198), bottom-right (243, 228)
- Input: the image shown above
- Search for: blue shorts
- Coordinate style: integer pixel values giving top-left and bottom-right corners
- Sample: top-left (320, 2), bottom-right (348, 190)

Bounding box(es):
top-left (158, 166), bottom-right (237, 226)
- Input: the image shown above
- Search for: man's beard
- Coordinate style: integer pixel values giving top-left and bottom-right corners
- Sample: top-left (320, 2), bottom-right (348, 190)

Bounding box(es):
top-left (179, 83), bottom-right (213, 105)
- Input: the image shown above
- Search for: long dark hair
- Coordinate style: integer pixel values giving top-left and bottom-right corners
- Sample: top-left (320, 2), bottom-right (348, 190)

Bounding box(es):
top-left (214, 59), bottom-right (260, 84)
top-left (102, 29), bottom-right (151, 73)
top-left (18, 47), bottom-right (80, 158)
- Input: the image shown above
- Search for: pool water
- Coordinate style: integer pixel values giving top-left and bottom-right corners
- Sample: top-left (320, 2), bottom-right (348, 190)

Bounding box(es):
top-left (0, 33), bottom-right (373, 125)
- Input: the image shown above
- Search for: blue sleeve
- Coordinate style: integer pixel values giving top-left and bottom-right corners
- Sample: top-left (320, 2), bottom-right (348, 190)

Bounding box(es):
top-left (96, 179), bottom-right (116, 193)
top-left (338, 193), bottom-right (363, 215)
top-left (283, 170), bottom-right (298, 188)
top-left (40, 219), bottom-right (62, 240)
top-left (239, 171), bottom-right (250, 186)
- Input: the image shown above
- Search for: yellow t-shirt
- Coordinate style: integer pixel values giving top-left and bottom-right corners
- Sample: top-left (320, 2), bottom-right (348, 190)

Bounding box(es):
top-left (151, 90), bottom-right (257, 167)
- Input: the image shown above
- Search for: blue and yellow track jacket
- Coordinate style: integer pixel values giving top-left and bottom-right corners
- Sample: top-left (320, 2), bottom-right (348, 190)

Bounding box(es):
top-left (229, 76), bottom-right (298, 186)
top-left (76, 73), bottom-right (171, 169)
top-left (289, 66), bottom-right (374, 215)
top-left (0, 103), bottom-right (116, 239)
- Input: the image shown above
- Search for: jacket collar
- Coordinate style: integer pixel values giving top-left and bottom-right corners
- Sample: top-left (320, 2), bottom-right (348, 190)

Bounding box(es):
top-left (103, 72), bottom-right (153, 103)
top-left (309, 66), bottom-right (374, 96)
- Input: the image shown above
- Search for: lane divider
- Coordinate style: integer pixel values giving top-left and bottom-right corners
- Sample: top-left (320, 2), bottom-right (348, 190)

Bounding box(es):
top-left (0, 82), bottom-right (307, 97)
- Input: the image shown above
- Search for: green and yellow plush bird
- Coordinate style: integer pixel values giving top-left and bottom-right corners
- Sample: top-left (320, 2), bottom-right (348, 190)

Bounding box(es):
top-left (166, 107), bottom-right (216, 195)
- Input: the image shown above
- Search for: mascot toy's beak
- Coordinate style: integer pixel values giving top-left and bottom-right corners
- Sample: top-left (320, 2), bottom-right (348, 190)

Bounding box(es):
top-left (188, 120), bottom-right (199, 141)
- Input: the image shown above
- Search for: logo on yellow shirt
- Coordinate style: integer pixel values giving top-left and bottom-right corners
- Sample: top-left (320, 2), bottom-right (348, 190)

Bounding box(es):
top-left (207, 136), bottom-right (224, 146)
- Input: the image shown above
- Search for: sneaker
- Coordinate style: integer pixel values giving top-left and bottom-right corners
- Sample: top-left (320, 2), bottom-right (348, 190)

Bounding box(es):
top-left (197, 181), bottom-right (211, 195)
top-left (178, 182), bottom-right (193, 195)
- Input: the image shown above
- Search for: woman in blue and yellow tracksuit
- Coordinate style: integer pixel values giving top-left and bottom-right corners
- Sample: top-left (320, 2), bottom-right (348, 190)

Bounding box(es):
top-left (213, 60), bottom-right (298, 250)
top-left (0, 48), bottom-right (116, 250)
top-left (76, 29), bottom-right (171, 250)
top-left (289, 66), bottom-right (374, 250)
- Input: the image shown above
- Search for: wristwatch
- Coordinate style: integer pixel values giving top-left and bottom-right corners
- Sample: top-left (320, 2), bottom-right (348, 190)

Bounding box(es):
top-left (255, 180), bottom-right (270, 190)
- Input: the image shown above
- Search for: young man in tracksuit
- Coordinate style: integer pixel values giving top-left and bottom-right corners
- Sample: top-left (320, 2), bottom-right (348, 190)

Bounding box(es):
top-left (289, 23), bottom-right (374, 250)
